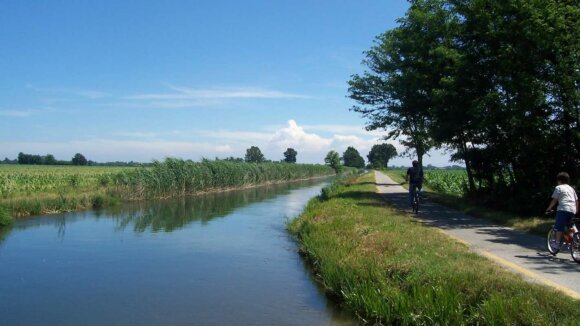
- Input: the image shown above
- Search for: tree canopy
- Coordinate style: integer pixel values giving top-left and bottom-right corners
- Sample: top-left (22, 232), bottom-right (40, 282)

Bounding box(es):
top-left (367, 144), bottom-right (398, 169)
top-left (349, 0), bottom-right (579, 212)
top-left (245, 146), bottom-right (266, 163)
top-left (72, 153), bottom-right (88, 166)
top-left (283, 148), bottom-right (298, 163)
top-left (342, 146), bottom-right (365, 168)
top-left (324, 151), bottom-right (342, 173)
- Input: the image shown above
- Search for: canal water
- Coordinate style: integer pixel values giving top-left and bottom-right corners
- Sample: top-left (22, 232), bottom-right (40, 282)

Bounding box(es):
top-left (0, 179), bottom-right (356, 325)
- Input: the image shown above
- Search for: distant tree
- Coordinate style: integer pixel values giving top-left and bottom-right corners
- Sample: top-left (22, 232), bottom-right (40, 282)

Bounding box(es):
top-left (324, 150), bottom-right (342, 173)
top-left (43, 154), bottom-right (57, 165)
top-left (244, 146), bottom-right (265, 163)
top-left (223, 156), bottom-right (244, 162)
top-left (283, 148), bottom-right (298, 163)
top-left (18, 152), bottom-right (42, 165)
top-left (342, 146), bottom-right (365, 168)
top-left (367, 143), bottom-right (397, 169)
top-left (72, 153), bottom-right (88, 166)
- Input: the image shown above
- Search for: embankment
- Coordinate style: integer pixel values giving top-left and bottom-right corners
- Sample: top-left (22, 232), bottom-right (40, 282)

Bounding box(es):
top-left (288, 172), bottom-right (579, 325)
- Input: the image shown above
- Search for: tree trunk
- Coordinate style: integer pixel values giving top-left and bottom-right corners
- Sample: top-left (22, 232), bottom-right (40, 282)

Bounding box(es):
top-left (460, 140), bottom-right (476, 192)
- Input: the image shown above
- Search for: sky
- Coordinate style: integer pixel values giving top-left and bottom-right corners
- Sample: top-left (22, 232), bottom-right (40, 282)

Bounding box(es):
top-left (0, 0), bottom-right (454, 166)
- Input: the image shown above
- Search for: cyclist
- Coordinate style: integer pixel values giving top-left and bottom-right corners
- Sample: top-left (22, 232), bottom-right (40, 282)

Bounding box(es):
top-left (545, 172), bottom-right (578, 251)
top-left (405, 160), bottom-right (424, 208)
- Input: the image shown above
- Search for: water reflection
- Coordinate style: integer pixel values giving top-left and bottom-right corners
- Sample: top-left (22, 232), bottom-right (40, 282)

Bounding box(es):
top-left (0, 177), bottom-right (357, 325)
top-left (106, 178), bottom-right (326, 233)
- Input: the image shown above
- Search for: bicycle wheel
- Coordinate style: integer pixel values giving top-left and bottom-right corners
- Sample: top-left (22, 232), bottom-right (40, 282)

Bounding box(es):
top-left (413, 195), bottom-right (419, 214)
top-left (570, 232), bottom-right (580, 263)
top-left (547, 228), bottom-right (560, 255)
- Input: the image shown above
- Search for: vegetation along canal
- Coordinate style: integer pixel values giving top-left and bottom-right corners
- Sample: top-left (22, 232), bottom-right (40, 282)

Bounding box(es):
top-left (0, 178), bottom-right (356, 325)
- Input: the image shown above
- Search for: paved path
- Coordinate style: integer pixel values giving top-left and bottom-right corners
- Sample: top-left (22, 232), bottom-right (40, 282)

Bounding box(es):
top-left (374, 170), bottom-right (580, 299)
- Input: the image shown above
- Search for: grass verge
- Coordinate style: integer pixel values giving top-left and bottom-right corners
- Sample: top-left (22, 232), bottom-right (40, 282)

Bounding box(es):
top-left (288, 172), bottom-right (579, 325)
top-left (383, 169), bottom-right (554, 236)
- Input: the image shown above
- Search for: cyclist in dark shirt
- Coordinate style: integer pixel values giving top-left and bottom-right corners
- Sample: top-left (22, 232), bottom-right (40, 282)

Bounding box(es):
top-left (405, 160), bottom-right (424, 207)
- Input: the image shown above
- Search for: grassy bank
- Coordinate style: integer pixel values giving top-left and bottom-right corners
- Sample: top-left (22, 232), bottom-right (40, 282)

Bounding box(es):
top-left (288, 172), bottom-right (579, 325)
top-left (0, 159), bottom-right (334, 219)
top-left (384, 169), bottom-right (554, 236)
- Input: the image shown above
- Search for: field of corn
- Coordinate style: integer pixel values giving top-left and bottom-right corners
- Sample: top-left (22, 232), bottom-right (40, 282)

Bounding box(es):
top-left (392, 169), bottom-right (468, 196)
top-left (0, 159), bottom-right (335, 218)
top-left (0, 165), bottom-right (130, 198)
top-left (424, 170), bottom-right (467, 196)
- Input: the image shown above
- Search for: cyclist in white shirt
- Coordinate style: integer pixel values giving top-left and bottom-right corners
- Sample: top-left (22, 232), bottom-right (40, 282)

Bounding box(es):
top-left (546, 172), bottom-right (579, 250)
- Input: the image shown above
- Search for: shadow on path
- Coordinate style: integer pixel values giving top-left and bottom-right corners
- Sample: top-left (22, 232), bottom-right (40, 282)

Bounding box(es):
top-left (373, 170), bottom-right (580, 293)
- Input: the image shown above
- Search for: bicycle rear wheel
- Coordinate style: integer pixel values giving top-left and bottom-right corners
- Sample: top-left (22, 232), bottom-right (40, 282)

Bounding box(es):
top-left (570, 232), bottom-right (580, 263)
top-left (412, 195), bottom-right (419, 214)
top-left (547, 228), bottom-right (560, 255)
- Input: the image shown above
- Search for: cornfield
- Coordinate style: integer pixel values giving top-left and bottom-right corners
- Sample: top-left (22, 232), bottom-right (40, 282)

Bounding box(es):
top-left (424, 170), bottom-right (467, 196)
top-left (0, 165), bottom-right (129, 198)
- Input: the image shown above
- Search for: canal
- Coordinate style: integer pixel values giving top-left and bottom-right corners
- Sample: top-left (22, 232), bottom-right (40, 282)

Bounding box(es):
top-left (0, 179), bottom-right (356, 325)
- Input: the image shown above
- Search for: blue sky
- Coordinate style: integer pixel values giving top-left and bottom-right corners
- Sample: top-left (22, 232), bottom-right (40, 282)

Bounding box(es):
top-left (0, 0), bottom-right (453, 165)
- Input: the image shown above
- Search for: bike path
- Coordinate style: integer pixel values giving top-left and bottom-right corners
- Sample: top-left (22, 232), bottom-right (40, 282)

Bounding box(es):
top-left (374, 170), bottom-right (580, 299)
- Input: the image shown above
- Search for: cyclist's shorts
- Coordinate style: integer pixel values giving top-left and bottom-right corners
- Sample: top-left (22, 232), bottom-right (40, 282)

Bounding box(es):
top-left (555, 210), bottom-right (574, 231)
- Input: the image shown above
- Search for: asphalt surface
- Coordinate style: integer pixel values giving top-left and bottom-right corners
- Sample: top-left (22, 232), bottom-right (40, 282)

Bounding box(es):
top-left (374, 170), bottom-right (580, 298)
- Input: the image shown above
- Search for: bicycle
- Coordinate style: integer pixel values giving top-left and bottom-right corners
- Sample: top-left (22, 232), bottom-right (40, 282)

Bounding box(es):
top-left (546, 213), bottom-right (580, 263)
top-left (411, 184), bottom-right (421, 214)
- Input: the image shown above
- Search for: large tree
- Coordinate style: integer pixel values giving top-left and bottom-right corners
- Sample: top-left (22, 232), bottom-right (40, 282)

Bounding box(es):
top-left (348, 0), bottom-right (452, 167)
top-left (324, 151), bottom-right (342, 173)
top-left (244, 146), bottom-right (265, 163)
top-left (342, 146), bottom-right (365, 168)
top-left (367, 144), bottom-right (398, 169)
top-left (283, 148), bottom-right (297, 163)
top-left (72, 153), bottom-right (88, 166)
top-left (351, 0), bottom-right (579, 212)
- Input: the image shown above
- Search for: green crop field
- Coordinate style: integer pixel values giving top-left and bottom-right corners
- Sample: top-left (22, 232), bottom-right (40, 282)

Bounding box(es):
top-left (0, 160), bottom-right (335, 218)
top-left (424, 170), bottom-right (467, 196)
top-left (0, 165), bottom-right (132, 198)
top-left (390, 169), bottom-right (468, 197)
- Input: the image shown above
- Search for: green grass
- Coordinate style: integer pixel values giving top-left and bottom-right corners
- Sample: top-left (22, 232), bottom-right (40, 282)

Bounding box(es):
top-left (0, 160), bottom-right (334, 219)
top-left (384, 169), bottom-right (554, 236)
top-left (288, 172), bottom-right (579, 325)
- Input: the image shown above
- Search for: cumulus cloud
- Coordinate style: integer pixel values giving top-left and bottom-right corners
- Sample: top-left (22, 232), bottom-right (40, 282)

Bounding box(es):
top-left (1, 120), bottom-right (454, 165)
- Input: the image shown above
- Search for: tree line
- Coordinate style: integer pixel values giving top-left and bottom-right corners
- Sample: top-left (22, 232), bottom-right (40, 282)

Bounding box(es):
top-left (0, 152), bottom-right (145, 166)
top-left (348, 0), bottom-right (579, 212)
top-left (4, 144), bottom-right (400, 172)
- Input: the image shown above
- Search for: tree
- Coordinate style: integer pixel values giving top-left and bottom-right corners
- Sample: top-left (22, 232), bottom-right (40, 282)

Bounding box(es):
top-left (72, 153), bottom-right (88, 166)
top-left (324, 151), bottom-right (342, 173)
top-left (347, 0), bottom-right (452, 167)
top-left (350, 0), bottom-right (579, 212)
top-left (244, 146), bottom-right (265, 163)
top-left (367, 144), bottom-right (398, 169)
top-left (283, 148), bottom-right (298, 163)
top-left (43, 154), bottom-right (57, 165)
top-left (342, 146), bottom-right (365, 168)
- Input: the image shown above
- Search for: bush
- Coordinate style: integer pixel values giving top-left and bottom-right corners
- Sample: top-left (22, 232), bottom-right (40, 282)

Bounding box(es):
top-left (0, 206), bottom-right (14, 226)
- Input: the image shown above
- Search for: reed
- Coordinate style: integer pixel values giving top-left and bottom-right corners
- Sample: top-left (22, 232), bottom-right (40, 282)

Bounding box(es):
top-left (112, 158), bottom-right (335, 199)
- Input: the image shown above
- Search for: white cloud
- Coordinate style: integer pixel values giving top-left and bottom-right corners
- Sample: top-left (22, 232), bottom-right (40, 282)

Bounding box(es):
top-left (111, 131), bottom-right (158, 138)
top-left (26, 84), bottom-right (110, 99)
top-left (302, 124), bottom-right (384, 136)
top-left (122, 85), bottom-right (310, 109)
top-left (0, 140), bottom-right (233, 162)
top-left (1, 120), bottom-right (453, 165)
top-left (0, 109), bottom-right (34, 118)
top-left (269, 120), bottom-right (332, 153)
top-left (0, 107), bottom-right (58, 118)
top-left (164, 85), bottom-right (309, 99)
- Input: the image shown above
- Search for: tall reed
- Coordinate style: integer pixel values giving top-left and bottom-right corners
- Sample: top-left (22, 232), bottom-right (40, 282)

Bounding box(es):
top-left (113, 158), bottom-right (334, 199)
